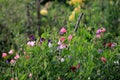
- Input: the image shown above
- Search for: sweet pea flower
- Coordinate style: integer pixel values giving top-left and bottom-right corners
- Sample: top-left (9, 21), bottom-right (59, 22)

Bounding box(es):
top-left (29, 35), bottom-right (35, 41)
top-left (107, 43), bottom-right (113, 47)
top-left (14, 54), bottom-right (20, 60)
top-left (8, 50), bottom-right (14, 55)
top-left (96, 29), bottom-right (101, 34)
top-left (96, 28), bottom-right (106, 38)
top-left (60, 27), bottom-right (67, 34)
top-left (101, 57), bottom-right (107, 63)
top-left (6, 59), bottom-right (11, 63)
top-left (27, 41), bottom-right (35, 46)
top-left (29, 73), bottom-right (32, 78)
top-left (60, 36), bottom-right (66, 42)
top-left (68, 34), bottom-right (73, 41)
top-left (2, 53), bottom-right (7, 58)
top-left (96, 34), bottom-right (101, 38)
top-left (68, 55), bottom-right (72, 59)
top-left (101, 28), bottom-right (106, 33)
top-left (10, 59), bottom-right (16, 64)
top-left (111, 43), bottom-right (117, 47)
top-left (61, 58), bottom-right (65, 62)
top-left (58, 40), bottom-right (62, 45)
top-left (98, 49), bottom-right (103, 53)
top-left (48, 42), bottom-right (52, 48)
top-left (59, 44), bottom-right (67, 49)
top-left (70, 66), bottom-right (76, 72)
top-left (10, 78), bottom-right (14, 80)
top-left (76, 63), bottom-right (80, 69)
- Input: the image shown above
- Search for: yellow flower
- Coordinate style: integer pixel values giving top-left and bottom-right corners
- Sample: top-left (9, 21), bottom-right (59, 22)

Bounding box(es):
top-left (68, 1), bottom-right (72, 5)
top-left (40, 9), bottom-right (48, 16)
top-left (110, 1), bottom-right (114, 5)
top-left (74, 6), bottom-right (81, 13)
top-left (71, 0), bottom-right (83, 5)
top-left (69, 13), bottom-right (75, 21)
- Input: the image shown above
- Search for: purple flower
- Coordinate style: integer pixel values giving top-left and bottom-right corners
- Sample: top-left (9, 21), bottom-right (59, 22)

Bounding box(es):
top-left (6, 59), bottom-right (11, 63)
top-left (40, 38), bottom-right (45, 43)
top-left (96, 29), bottom-right (101, 34)
top-left (48, 39), bottom-right (51, 43)
top-left (68, 55), bottom-right (72, 59)
top-left (29, 35), bottom-right (35, 41)
top-left (98, 49), bottom-right (103, 53)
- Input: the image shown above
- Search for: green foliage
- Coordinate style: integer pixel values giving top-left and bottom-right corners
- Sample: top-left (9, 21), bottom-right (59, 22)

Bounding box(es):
top-left (0, 0), bottom-right (120, 80)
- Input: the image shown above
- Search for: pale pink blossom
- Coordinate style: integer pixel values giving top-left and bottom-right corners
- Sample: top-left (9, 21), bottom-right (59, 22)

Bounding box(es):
top-left (68, 34), bottom-right (73, 41)
top-left (27, 41), bottom-right (35, 46)
top-left (96, 34), bottom-right (101, 38)
top-left (24, 51), bottom-right (26, 55)
top-left (57, 44), bottom-right (67, 50)
top-left (58, 40), bottom-right (62, 45)
top-left (2, 53), bottom-right (7, 58)
top-left (101, 57), bottom-right (107, 63)
top-left (101, 28), bottom-right (106, 33)
top-left (10, 59), bottom-right (16, 64)
top-left (29, 73), bottom-right (32, 78)
top-left (111, 43), bottom-right (117, 47)
top-left (8, 50), bottom-right (14, 55)
top-left (14, 54), bottom-right (20, 60)
top-left (10, 78), bottom-right (14, 80)
top-left (60, 27), bottom-right (67, 34)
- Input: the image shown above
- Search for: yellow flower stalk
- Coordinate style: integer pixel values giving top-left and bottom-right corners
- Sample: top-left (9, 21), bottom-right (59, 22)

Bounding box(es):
top-left (70, 0), bottom-right (83, 5)
top-left (69, 12), bottom-right (75, 21)
top-left (74, 6), bottom-right (81, 13)
top-left (40, 9), bottom-right (48, 16)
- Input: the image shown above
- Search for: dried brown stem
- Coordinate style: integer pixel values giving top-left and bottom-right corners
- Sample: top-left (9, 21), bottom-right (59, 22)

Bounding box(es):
top-left (74, 13), bottom-right (84, 32)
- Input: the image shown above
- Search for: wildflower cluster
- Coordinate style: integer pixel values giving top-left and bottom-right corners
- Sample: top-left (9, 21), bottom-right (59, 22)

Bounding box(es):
top-left (2, 49), bottom-right (20, 65)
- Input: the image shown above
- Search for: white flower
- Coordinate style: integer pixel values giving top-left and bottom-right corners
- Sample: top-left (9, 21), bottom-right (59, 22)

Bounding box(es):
top-left (48, 42), bottom-right (52, 48)
top-left (61, 58), bottom-right (65, 62)
top-left (58, 40), bottom-right (62, 45)
top-left (88, 77), bottom-right (90, 80)
top-left (114, 61), bottom-right (119, 65)
top-left (8, 50), bottom-right (14, 55)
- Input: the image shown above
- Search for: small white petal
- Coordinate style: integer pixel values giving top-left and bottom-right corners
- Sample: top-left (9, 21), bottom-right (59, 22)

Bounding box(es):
top-left (61, 58), bottom-right (65, 62)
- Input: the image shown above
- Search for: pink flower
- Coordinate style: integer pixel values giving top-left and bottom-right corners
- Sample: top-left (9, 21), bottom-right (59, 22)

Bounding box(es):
top-left (60, 36), bottom-right (66, 42)
top-left (101, 28), bottom-right (106, 33)
top-left (58, 44), bottom-right (67, 50)
top-left (96, 34), bottom-right (101, 38)
top-left (101, 57), bottom-right (107, 63)
top-left (76, 63), bottom-right (80, 69)
top-left (68, 34), bottom-right (73, 41)
top-left (2, 53), bottom-right (7, 58)
top-left (29, 73), bottom-right (32, 78)
top-left (96, 29), bottom-right (101, 34)
top-left (60, 27), bottom-right (67, 34)
top-left (111, 43), bottom-right (117, 47)
top-left (10, 59), bottom-right (16, 64)
top-left (27, 41), bottom-right (35, 46)
top-left (58, 40), bottom-right (62, 45)
top-left (10, 78), bottom-right (14, 80)
top-left (14, 54), bottom-right (20, 60)
top-left (8, 50), bottom-right (14, 55)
